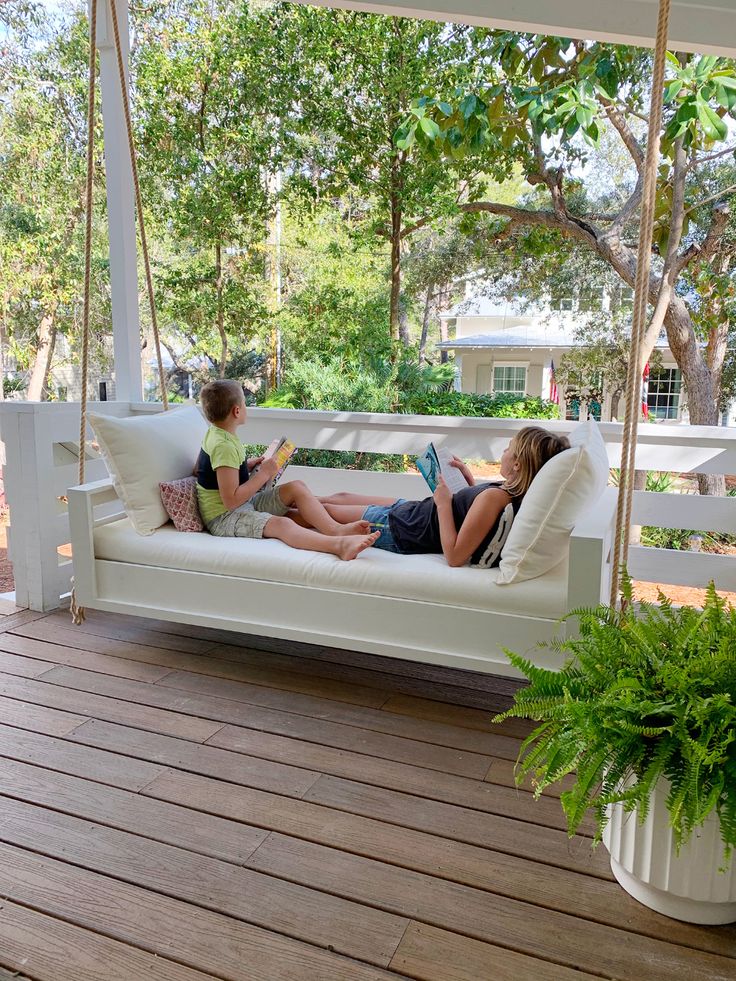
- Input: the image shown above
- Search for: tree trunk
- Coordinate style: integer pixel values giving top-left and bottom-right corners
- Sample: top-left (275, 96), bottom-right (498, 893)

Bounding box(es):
top-left (418, 288), bottom-right (432, 363)
top-left (389, 192), bottom-right (402, 344)
top-left (598, 237), bottom-right (726, 495)
top-left (214, 243), bottom-right (227, 378)
top-left (398, 293), bottom-right (410, 347)
top-left (27, 309), bottom-right (57, 401)
top-left (663, 295), bottom-right (725, 496)
top-left (629, 469), bottom-right (647, 545)
top-left (438, 289), bottom-right (449, 364)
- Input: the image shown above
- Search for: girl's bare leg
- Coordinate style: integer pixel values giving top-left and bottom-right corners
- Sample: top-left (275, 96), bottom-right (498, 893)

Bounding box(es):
top-left (279, 480), bottom-right (369, 535)
top-left (319, 492), bottom-right (399, 507)
top-left (263, 516), bottom-right (378, 560)
top-left (324, 503), bottom-right (375, 525)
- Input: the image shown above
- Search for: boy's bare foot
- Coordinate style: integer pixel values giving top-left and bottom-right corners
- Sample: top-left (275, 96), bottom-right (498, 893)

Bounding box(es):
top-left (335, 519), bottom-right (372, 536)
top-left (334, 531), bottom-right (380, 560)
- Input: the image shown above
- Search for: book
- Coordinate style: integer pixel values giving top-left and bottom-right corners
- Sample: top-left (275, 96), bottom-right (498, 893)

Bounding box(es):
top-left (415, 443), bottom-right (469, 494)
top-left (263, 436), bottom-right (297, 483)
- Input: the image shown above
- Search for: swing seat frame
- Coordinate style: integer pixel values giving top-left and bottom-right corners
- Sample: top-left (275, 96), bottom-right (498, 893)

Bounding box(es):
top-left (68, 468), bottom-right (618, 678)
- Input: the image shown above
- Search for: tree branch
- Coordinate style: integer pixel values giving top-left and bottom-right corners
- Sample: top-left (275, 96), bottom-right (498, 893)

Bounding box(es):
top-left (642, 136), bottom-right (688, 360)
top-left (684, 184), bottom-right (736, 217)
top-left (609, 172), bottom-right (643, 237)
top-left (676, 201), bottom-right (731, 274)
top-left (599, 98), bottom-right (644, 172)
top-left (458, 201), bottom-right (599, 248)
top-left (687, 144), bottom-right (736, 172)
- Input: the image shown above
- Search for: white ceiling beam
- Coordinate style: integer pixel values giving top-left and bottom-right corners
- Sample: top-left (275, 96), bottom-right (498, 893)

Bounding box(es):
top-left (297, 0), bottom-right (736, 57)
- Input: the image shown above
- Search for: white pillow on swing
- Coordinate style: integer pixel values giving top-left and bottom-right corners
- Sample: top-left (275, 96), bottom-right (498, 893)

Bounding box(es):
top-left (497, 419), bottom-right (610, 585)
top-left (89, 405), bottom-right (208, 536)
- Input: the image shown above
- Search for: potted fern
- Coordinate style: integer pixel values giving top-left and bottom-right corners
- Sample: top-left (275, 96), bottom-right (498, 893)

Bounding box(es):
top-left (496, 578), bottom-right (736, 924)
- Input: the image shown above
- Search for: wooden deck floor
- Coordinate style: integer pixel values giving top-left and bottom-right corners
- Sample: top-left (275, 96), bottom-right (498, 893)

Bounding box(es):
top-left (0, 608), bottom-right (733, 981)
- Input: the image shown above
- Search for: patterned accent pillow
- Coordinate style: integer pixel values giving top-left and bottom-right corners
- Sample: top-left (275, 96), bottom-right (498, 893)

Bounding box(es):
top-left (159, 476), bottom-right (204, 533)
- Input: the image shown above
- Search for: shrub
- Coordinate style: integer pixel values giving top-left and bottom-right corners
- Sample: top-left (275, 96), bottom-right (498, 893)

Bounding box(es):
top-left (400, 390), bottom-right (560, 419)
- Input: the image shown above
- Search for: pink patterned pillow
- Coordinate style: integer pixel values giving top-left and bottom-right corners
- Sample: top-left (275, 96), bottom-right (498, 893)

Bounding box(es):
top-left (159, 476), bottom-right (204, 532)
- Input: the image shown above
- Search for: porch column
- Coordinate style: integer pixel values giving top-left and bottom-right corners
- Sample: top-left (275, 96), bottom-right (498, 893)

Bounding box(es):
top-left (96, 0), bottom-right (143, 402)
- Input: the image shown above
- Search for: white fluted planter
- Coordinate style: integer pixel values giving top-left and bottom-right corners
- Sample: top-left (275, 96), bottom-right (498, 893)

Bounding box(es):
top-left (603, 778), bottom-right (736, 924)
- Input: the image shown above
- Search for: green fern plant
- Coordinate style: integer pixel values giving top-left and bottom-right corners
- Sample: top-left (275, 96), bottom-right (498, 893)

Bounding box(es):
top-left (495, 577), bottom-right (736, 864)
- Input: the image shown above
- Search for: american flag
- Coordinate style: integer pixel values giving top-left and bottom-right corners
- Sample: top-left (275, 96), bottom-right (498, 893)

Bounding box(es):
top-left (549, 360), bottom-right (559, 404)
top-left (641, 362), bottom-right (650, 420)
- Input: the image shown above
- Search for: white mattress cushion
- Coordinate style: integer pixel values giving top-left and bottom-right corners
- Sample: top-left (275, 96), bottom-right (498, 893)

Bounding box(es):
top-left (94, 517), bottom-right (570, 619)
top-left (89, 406), bottom-right (208, 536)
top-left (497, 419), bottom-right (609, 585)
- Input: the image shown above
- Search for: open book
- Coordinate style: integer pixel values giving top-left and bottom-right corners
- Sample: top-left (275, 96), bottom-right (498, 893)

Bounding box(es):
top-left (415, 443), bottom-right (469, 494)
top-left (263, 436), bottom-right (297, 483)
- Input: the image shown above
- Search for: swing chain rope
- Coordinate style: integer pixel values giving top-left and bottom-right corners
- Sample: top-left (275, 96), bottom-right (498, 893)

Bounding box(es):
top-left (609, 0), bottom-right (672, 608)
top-left (69, 0), bottom-right (99, 626)
top-left (71, 0), bottom-right (168, 625)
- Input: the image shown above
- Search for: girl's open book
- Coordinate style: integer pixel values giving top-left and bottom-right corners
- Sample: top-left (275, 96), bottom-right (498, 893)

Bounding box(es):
top-left (263, 436), bottom-right (297, 483)
top-left (415, 443), bottom-right (469, 494)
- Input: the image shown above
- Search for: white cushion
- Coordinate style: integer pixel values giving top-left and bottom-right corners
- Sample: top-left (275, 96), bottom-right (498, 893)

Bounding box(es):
top-left (94, 516), bottom-right (570, 620)
top-left (89, 406), bottom-right (208, 536)
top-left (497, 420), bottom-right (609, 585)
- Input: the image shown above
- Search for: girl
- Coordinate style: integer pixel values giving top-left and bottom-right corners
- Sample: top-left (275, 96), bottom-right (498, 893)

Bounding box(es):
top-left (320, 427), bottom-right (570, 568)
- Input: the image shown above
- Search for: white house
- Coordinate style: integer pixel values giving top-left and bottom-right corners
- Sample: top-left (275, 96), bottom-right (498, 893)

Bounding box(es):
top-left (438, 293), bottom-right (686, 423)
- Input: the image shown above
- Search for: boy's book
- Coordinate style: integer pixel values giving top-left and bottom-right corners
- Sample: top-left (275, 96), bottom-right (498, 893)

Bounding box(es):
top-left (263, 436), bottom-right (297, 483)
top-left (415, 443), bottom-right (469, 494)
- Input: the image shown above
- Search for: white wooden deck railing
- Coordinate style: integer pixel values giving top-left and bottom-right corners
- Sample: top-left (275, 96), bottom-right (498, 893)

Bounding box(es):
top-left (0, 400), bottom-right (735, 611)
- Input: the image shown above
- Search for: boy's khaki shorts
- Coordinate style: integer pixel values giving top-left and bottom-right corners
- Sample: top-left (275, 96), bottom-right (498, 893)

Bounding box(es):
top-left (206, 486), bottom-right (289, 539)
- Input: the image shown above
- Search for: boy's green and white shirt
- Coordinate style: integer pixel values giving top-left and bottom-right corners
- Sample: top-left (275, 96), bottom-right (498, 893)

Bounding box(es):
top-left (196, 426), bottom-right (249, 525)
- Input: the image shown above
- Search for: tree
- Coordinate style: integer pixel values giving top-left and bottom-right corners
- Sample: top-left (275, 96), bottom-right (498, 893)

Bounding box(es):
top-left (0, 6), bottom-right (110, 401)
top-left (399, 35), bottom-right (736, 493)
top-left (288, 7), bottom-right (485, 345)
top-left (133, 0), bottom-right (291, 379)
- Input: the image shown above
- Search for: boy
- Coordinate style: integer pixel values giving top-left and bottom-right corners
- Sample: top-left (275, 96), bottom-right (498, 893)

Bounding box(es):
top-left (196, 380), bottom-right (377, 560)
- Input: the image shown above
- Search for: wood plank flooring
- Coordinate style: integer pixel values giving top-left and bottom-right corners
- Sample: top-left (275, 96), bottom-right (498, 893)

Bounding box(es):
top-left (0, 608), bottom-right (733, 981)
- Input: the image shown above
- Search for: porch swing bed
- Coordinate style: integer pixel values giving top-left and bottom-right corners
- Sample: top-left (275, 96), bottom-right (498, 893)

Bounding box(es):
top-left (67, 406), bottom-right (615, 678)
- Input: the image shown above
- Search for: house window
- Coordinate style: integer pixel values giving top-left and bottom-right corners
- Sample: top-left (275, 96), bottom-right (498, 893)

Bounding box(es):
top-left (579, 290), bottom-right (603, 313)
top-left (648, 367), bottom-right (682, 420)
top-left (550, 295), bottom-right (573, 311)
top-left (493, 364), bottom-right (526, 395)
top-left (99, 381), bottom-right (108, 401)
top-left (57, 386), bottom-right (68, 401)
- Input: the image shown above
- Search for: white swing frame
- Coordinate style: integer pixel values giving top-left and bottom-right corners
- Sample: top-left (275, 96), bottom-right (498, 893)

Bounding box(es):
top-left (67, 411), bottom-right (618, 677)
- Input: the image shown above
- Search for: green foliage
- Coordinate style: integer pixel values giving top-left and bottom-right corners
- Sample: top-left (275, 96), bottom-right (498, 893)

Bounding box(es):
top-left (400, 390), bottom-right (560, 419)
top-left (276, 210), bottom-right (392, 365)
top-left (496, 580), bottom-right (736, 862)
top-left (264, 358), bottom-right (396, 413)
top-left (609, 469), bottom-right (676, 493)
top-left (640, 526), bottom-right (736, 552)
top-left (0, 6), bottom-right (111, 398)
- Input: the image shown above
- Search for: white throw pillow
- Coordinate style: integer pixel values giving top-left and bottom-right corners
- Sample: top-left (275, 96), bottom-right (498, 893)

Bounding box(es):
top-left (89, 405), bottom-right (208, 536)
top-left (497, 420), bottom-right (609, 585)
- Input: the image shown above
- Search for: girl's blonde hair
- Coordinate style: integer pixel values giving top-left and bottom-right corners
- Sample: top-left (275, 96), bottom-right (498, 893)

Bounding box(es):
top-left (503, 426), bottom-right (570, 497)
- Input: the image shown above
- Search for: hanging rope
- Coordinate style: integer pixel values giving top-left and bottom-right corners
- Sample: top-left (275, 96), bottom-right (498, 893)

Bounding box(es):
top-left (69, 0), bottom-right (99, 626)
top-left (71, 0), bottom-right (169, 624)
top-left (609, 0), bottom-right (672, 608)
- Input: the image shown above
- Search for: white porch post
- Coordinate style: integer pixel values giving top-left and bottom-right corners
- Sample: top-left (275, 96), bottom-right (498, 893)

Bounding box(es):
top-left (96, 0), bottom-right (143, 402)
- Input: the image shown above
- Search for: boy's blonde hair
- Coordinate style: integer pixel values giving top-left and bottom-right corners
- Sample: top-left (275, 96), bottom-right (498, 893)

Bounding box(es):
top-left (504, 426), bottom-right (570, 497)
top-left (200, 379), bottom-right (245, 423)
